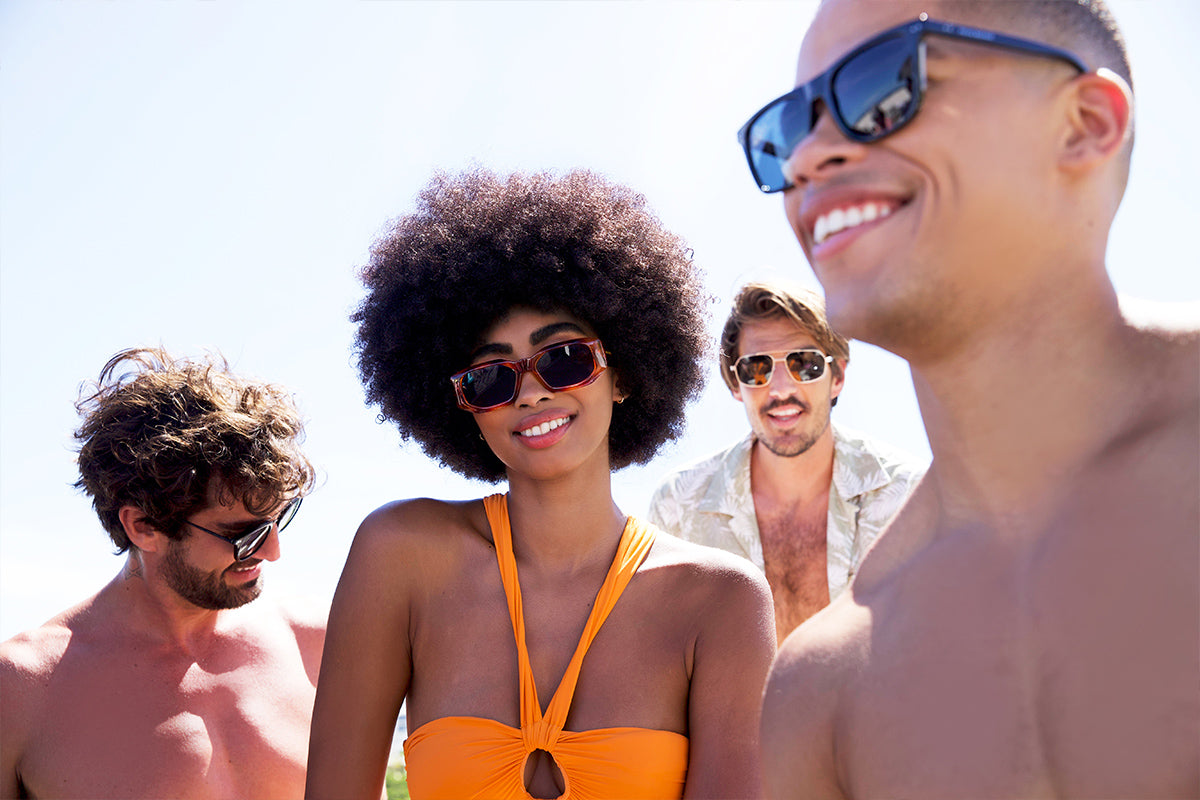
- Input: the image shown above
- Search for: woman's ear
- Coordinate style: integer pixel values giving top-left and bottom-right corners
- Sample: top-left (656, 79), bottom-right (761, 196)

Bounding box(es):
top-left (1058, 68), bottom-right (1132, 174)
top-left (611, 371), bottom-right (628, 404)
top-left (119, 506), bottom-right (164, 553)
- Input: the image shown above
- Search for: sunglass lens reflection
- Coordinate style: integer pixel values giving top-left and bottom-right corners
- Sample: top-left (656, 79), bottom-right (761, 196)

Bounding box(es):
top-left (833, 37), bottom-right (918, 139)
top-left (749, 36), bottom-right (920, 192)
top-left (751, 99), bottom-right (811, 192)
top-left (736, 356), bottom-right (774, 386)
top-left (536, 343), bottom-right (598, 388)
top-left (462, 365), bottom-right (518, 409)
top-left (787, 352), bottom-right (827, 382)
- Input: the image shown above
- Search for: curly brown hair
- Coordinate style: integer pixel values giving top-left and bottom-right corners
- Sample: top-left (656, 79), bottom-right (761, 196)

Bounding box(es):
top-left (74, 347), bottom-right (316, 553)
top-left (352, 168), bottom-right (710, 483)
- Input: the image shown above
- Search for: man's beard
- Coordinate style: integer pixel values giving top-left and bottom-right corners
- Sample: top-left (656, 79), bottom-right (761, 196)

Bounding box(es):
top-left (162, 540), bottom-right (262, 610)
top-left (757, 399), bottom-right (829, 458)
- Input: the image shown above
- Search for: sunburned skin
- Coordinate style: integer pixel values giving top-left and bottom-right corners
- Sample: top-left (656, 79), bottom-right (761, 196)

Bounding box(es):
top-left (0, 495), bottom-right (325, 800)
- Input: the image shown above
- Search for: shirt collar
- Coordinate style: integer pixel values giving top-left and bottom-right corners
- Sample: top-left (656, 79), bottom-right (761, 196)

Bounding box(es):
top-left (830, 423), bottom-right (895, 501)
top-left (698, 432), bottom-right (756, 518)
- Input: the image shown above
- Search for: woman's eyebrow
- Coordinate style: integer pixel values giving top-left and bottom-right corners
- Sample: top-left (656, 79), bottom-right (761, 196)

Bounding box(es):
top-left (529, 322), bottom-right (587, 345)
top-left (469, 342), bottom-right (513, 361)
top-left (470, 322), bottom-right (588, 361)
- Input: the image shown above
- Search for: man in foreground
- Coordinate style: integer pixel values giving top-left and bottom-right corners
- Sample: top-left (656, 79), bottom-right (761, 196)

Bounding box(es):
top-left (649, 281), bottom-right (923, 641)
top-left (0, 347), bottom-right (322, 799)
top-left (739, 0), bottom-right (1199, 796)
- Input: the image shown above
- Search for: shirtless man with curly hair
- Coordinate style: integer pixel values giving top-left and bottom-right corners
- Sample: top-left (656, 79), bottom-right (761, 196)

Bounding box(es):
top-left (1, 348), bottom-right (320, 800)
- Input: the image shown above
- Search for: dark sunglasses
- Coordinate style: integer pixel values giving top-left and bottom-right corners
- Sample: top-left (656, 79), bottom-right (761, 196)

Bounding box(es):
top-left (184, 496), bottom-right (302, 561)
top-left (732, 349), bottom-right (833, 387)
top-left (450, 337), bottom-right (609, 413)
top-left (738, 14), bottom-right (1088, 193)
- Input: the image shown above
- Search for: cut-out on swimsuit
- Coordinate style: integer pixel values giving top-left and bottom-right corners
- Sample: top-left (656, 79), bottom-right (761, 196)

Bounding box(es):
top-left (403, 493), bottom-right (689, 799)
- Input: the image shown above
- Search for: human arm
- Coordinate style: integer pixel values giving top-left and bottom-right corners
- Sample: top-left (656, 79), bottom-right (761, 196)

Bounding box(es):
top-left (0, 633), bottom-right (48, 800)
top-left (304, 505), bottom-right (415, 800)
top-left (682, 559), bottom-right (775, 799)
top-left (0, 645), bottom-right (27, 799)
top-left (760, 619), bottom-right (848, 800)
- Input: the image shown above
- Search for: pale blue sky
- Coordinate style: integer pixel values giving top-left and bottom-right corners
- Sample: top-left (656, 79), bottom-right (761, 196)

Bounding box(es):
top-left (2, 0), bottom-right (1197, 640)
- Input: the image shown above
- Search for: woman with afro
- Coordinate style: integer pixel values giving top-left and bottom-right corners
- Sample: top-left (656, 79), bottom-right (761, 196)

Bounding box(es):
top-left (306, 169), bottom-right (775, 799)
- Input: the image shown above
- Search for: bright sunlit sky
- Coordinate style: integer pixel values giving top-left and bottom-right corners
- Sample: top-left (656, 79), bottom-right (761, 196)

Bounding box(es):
top-left (2, 0), bottom-right (1198, 642)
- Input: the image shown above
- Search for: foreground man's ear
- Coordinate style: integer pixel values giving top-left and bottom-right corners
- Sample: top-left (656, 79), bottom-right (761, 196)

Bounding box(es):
top-left (1057, 67), bottom-right (1133, 174)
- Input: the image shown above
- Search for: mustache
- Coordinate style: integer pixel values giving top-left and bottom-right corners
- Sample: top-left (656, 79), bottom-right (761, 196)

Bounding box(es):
top-left (763, 398), bottom-right (809, 414)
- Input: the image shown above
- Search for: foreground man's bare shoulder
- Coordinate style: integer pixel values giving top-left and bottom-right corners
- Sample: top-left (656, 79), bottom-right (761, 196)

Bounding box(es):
top-left (762, 596), bottom-right (868, 800)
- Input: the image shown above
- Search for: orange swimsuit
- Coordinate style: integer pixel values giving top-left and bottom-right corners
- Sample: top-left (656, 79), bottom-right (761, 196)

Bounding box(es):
top-left (403, 494), bottom-right (689, 799)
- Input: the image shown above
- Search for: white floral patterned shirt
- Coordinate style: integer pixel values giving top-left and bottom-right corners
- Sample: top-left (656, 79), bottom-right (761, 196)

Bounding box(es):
top-left (648, 424), bottom-right (926, 601)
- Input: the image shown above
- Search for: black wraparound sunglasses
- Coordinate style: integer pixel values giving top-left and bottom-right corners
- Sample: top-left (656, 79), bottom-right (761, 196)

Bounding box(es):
top-left (184, 496), bottom-right (302, 561)
top-left (737, 14), bottom-right (1089, 193)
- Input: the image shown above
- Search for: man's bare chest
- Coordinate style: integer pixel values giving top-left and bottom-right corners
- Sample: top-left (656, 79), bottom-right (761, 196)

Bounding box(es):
top-left (757, 504), bottom-right (830, 635)
top-left (20, 648), bottom-right (314, 799)
top-left (836, 490), bottom-right (1200, 798)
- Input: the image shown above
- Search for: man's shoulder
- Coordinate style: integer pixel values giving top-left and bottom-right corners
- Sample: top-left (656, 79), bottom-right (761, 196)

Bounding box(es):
top-left (761, 594), bottom-right (868, 794)
top-left (775, 592), bottom-right (870, 678)
top-left (833, 423), bottom-right (928, 484)
top-left (0, 616), bottom-right (79, 718)
top-left (257, 594), bottom-right (326, 650)
top-left (1116, 309), bottom-right (1200, 448)
top-left (248, 596), bottom-right (326, 687)
top-left (651, 436), bottom-right (751, 502)
top-left (0, 621), bottom-right (71, 678)
top-left (658, 436), bottom-right (750, 482)
top-left (1119, 296), bottom-right (1200, 339)
top-left (765, 594), bottom-right (872, 725)
top-left (0, 592), bottom-right (106, 678)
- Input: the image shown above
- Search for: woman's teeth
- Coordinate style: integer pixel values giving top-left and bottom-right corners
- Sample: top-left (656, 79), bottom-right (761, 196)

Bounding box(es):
top-left (520, 417), bottom-right (568, 437)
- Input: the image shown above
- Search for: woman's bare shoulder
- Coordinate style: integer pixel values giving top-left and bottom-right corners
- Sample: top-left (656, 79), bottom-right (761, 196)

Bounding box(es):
top-left (644, 524), bottom-right (768, 584)
top-left (640, 525), bottom-right (773, 627)
top-left (353, 496), bottom-right (491, 553)
top-left (360, 495), bottom-right (485, 533)
top-left (338, 496), bottom-right (495, 597)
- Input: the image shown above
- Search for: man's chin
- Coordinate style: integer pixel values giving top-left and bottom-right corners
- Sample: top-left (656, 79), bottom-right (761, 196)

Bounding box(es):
top-left (760, 434), bottom-right (819, 458)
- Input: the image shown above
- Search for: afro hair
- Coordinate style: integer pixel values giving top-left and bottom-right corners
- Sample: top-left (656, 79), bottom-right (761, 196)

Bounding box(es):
top-left (352, 168), bottom-right (710, 483)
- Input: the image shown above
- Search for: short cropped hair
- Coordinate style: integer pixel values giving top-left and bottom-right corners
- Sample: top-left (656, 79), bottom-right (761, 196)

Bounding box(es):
top-left (719, 281), bottom-right (851, 393)
top-left (936, 0), bottom-right (1132, 91)
top-left (352, 168), bottom-right (709, 483)
top-left (74, 347), bottom-right (316, 553)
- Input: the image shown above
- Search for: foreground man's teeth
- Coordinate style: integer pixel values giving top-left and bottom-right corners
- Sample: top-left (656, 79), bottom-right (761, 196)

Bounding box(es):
top-left (520, 417), bottom-right (568, 437)
top-left (813, 202), bottom-right (892, 245)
